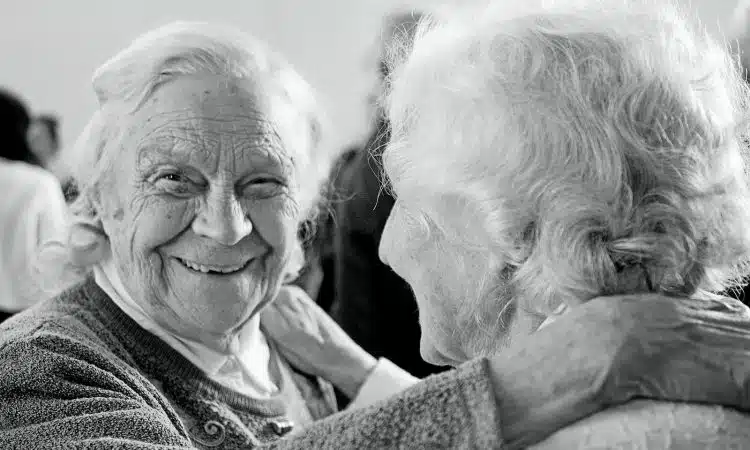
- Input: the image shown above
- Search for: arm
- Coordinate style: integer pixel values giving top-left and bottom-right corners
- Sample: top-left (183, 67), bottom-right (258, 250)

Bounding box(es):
top-left (269, 358), bottom-right (500, 449)
top-left (264, 290), bottom-right (750, 449)
top-left (345, 358), bottom-right (419, 410)
top-left (264, 285), bottom-right (419, 406)
top-left (0, 329), bottom-right (193, 448)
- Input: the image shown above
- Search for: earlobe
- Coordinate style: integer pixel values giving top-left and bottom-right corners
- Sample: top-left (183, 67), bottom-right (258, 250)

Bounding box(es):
top-left (68, 219), bottom-right (111, 267)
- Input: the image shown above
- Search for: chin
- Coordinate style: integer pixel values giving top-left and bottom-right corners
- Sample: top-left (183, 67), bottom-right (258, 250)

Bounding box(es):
top-left (167, 286), bottom-right (260, 337)
top-left (419, 337), bottom-right (462, 367)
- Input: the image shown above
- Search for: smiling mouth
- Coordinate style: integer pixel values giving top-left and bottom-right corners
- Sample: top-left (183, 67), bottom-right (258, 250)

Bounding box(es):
top-left (175, 257), bottom-right (251, 275)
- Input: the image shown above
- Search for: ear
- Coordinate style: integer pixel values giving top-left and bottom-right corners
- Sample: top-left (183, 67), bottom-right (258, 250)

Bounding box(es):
top-left (68, 214), bottom-right (111, 268)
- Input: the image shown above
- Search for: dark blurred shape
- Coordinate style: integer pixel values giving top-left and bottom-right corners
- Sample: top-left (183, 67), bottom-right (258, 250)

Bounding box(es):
top-left (0, 89), bottom-right (43, 167)
top-left (324, 11), bottom-right (447, 380)
top-left (28, 113), bottom-right (63, 171)
top-left (29, 113), bottom-right (79, 203)
top-left (293, 146), bottom-right (360, 311)
top-left (37, 115), bottom-right (60, 145)
top-left (724, 21), bottom-right (750, 306)
top-left (62, 179), bottom-right (80, 203)
top-left (331, 118), bottom-right (447, 380)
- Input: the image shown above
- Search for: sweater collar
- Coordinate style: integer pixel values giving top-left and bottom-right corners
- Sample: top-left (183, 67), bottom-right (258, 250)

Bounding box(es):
top-left (92, 257), bottom-right (278, 395)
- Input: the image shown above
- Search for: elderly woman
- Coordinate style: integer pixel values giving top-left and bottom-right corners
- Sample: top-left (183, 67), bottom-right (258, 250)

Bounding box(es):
top-left (2, 17), bottom-right (750, 450)
top-left (264, 0), bottom-right (750, 448)
top-left (375, 0), bottom-right (750, 447)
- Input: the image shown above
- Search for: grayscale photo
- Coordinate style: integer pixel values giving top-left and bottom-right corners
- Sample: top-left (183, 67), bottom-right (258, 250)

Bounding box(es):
top-left (1, 0), bottom-right (749, 448)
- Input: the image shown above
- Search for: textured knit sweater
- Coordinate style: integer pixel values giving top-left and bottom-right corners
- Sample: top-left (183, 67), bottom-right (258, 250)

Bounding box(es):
top-left (0, 278), bottom-right (501, 449)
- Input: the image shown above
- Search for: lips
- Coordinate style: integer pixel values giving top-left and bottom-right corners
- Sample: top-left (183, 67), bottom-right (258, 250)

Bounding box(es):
top-left (175, 257), bottom-right (251, 275)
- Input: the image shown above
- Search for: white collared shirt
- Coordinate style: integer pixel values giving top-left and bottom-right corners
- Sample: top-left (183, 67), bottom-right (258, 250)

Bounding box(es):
top-left (94, 257), bottom-right (279, 397)
top-left (94, 256), bottom-right (419, 405)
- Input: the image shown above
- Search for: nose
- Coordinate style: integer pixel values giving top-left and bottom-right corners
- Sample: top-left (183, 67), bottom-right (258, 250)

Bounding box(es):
top-left (192, 190), bottom-right (253, 246)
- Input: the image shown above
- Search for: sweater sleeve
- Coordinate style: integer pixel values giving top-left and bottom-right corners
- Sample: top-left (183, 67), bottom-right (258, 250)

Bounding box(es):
top-left (347, 358), bottom-right (419, 410)
top-left (0, 325), bottom-right (193, 449)
top-left (268, 358), bottom-right (502, 449)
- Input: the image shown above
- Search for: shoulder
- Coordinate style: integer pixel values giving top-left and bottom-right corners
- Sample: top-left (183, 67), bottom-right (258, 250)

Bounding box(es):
top-left (271, 358), bottom-right (500, 449)
top-left (533, 400), bottom-right (750, 449)
top-left (3, 286), bottom-right (103, 358)
top-left (0, 280), bottom-right (126, 366)
top-left (0, 282), bottom-right (189, 446)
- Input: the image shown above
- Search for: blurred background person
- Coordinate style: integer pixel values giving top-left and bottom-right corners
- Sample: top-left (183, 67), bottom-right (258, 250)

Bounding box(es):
top-left (0, 89), bottom-right (43, 167)
top-left (26, 112), bottom-right (80, 201)
top-left (27, 113), bottom-right (61, 168)
top-left (29, 114), bottom-right (78, 203)
top-left (327, 10), bottom-right (447, 379)
top-left (0, 88), bottom-right (69, 323)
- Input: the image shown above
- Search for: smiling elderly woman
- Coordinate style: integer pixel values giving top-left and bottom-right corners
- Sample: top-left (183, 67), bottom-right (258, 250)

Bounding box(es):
top-left (4, 16), bottom-right (750, 450)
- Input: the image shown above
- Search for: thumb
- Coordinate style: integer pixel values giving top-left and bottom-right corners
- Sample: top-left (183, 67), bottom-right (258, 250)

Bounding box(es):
top-left (260, 302), bottom-right (284, 336)
top-left (260, 301), bottom-right (299, 343)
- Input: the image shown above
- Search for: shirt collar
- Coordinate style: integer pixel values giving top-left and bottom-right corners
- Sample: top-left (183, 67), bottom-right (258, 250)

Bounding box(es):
top-left (92, 257), bottom-right (268, 378)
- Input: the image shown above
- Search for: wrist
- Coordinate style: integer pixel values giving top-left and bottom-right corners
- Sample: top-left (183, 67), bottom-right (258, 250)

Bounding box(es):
top-left (488, 347), bottom-right (601, 447)
top-left (335, 352), bottom-right (378, 399)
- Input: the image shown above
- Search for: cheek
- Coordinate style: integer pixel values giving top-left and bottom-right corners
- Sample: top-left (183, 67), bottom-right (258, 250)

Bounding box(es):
top-left (110, 196), bottom-right (194, 260)
top-left (384, 210), bottom-right (428, 268)
top-left (416, 239), bottom-right (479, 319)
top-left (246, 197), bottom-right (299, 254)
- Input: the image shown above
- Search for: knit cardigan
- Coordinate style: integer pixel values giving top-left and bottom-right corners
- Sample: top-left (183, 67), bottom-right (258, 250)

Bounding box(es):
top-left (0, 278), bottom-right (500, 449)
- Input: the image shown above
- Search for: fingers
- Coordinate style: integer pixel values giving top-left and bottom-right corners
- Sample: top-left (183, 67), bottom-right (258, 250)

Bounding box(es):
top-left (260, 302), bottom-right (294, 337)
top-left (261, 295), bottom-right (322, 340)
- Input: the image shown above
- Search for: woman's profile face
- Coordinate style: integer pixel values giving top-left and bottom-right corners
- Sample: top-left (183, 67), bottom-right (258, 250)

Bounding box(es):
top-left (97, 75), bottom-right (301, 344)
top-left (380, 184), bottom-right (516, 365)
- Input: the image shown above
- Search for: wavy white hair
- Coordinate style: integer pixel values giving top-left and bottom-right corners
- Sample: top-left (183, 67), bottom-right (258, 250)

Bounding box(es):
top-left (383, 0), bottom-right (750, 317)
top-left (41, 21), bottom-right (331, 289)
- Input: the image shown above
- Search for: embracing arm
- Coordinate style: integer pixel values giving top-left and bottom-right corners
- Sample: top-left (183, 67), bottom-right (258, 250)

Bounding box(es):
top-left (268, 358), bottom-right (500, 449)
top-left (264, 290), bottom-right (750, 449)
top-left (0, 328), bottom-right (192, 449)
top-left (266, 337), bottom-right (605, 450)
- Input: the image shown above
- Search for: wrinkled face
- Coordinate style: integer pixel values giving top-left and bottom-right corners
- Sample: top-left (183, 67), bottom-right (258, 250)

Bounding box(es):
top-left (380, 191), bottom-right (517, 366)
top-left (97, 75), bottom-right (301, 346)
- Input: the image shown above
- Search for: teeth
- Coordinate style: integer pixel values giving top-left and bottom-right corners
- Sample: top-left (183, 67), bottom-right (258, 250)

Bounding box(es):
top-left (178, 258), bottom-right (246, 274)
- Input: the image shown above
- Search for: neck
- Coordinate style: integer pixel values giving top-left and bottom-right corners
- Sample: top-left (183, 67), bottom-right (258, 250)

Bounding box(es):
top-left (178, 314), bottom-right (264, 355)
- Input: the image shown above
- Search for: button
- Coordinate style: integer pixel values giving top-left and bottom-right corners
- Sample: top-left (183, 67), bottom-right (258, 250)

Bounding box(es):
top-left (270, 419), bottom-right (294, 436)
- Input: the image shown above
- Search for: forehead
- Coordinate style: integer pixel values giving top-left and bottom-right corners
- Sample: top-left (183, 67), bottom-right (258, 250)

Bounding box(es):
top-left (124, 75), bottom-right (296, 170)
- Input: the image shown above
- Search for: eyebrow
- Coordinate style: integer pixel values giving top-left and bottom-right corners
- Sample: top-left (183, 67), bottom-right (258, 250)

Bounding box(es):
top-left (135, 131), bottom-right (294, 176)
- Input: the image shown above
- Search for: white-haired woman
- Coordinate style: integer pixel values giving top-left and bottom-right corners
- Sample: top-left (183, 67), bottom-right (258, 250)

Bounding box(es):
top-left (263, 1), bottom-right (750, 448)
top-left (376, 0), bottom-right (750, 447)
top-left (2, 19), bottom-right (750, 450)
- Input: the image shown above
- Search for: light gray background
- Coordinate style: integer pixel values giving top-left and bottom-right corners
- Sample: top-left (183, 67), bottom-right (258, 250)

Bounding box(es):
top-left (0, 0), bottom-right (740, 154)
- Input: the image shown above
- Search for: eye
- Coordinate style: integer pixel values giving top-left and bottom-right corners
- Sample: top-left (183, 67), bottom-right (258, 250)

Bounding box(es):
top-left (152, 171), bottom-right (201, 195)
top-left (160, 173), bottom-right (186, 183)
top-left (241, 176), bottom-right (287, 198)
